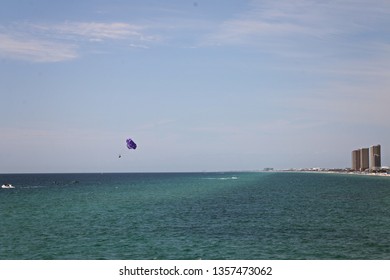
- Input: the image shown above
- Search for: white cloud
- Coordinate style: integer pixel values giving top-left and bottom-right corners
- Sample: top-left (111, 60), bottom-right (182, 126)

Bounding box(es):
top-left (0, 33), bottom-right (78, 62)
top-left (129, 43), bottom-right (150, 49)
top-left (32, 22), bottom-right (153, 42)
top-left (207, 19), bottom-right (308, 46)
top-left (204, 0), bottom-right (390, 50)
top-left (0, 21), bottom-right (159, 62)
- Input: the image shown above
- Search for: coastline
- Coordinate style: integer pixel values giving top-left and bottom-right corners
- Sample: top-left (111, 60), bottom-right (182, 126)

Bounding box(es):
top-left (273, 169), bottom-right (390, 177)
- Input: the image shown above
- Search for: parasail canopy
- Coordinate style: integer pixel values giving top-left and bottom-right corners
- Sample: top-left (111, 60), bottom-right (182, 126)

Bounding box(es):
top-left (126, 138), bottom-right (137, 150)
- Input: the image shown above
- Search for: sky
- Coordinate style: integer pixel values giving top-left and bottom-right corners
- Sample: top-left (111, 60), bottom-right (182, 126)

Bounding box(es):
top-left (1, 0), bottom-right (390, 173)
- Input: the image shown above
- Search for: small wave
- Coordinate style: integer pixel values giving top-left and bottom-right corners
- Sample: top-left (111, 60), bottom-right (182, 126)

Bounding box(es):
top-left (203, 176), bottom-right (238, 180)
top-left (20, 185), bottom-right (47, 189)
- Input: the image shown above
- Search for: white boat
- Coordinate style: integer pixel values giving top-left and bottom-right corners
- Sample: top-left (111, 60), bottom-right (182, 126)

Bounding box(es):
top-left (1, 184), bottom-right (15, 189)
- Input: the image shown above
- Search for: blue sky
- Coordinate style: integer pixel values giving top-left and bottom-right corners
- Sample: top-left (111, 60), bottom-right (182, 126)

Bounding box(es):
top-left (1, 0), bottom-right (390, 173)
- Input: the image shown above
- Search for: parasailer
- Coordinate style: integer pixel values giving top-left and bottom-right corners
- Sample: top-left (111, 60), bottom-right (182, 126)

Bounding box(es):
top-left (118, 138), bottom-right (137, 159)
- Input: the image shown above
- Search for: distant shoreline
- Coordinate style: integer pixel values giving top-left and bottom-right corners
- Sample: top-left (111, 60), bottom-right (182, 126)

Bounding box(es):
top-left (272, 169), bottom-right (390, 177)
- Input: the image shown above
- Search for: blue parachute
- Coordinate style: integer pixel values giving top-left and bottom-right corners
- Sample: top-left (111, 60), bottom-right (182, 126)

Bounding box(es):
top-left (126, 138), bottom-right (137, 150)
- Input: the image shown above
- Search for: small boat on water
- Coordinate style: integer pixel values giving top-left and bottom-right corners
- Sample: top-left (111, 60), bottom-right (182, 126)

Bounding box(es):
top-left (1, 184), bottom-right (15, 189)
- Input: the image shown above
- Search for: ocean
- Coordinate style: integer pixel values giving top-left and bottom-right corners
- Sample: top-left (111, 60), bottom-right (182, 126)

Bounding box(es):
top-left (1, 172), bottom-right (390, 260)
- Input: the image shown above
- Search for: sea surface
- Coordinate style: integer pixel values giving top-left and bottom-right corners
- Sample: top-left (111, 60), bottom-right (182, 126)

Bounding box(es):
top-left (1, 172), bottom-right (390, 260)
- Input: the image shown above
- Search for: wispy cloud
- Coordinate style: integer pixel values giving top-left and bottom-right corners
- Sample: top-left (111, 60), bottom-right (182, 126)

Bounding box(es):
top-left (201, 0), bottom-right (390, 111)
top-left (32, 22), bottom-right (155, 42)
top-left (204, 0), bottom-right (390, 52)
top-left (0, 21), bottom-right (158, 62)
top-left (0, 33), bottom-right (78, 62)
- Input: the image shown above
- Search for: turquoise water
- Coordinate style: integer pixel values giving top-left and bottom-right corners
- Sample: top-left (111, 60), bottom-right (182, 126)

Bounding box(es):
top-left (1, 172), bottom-right (390, 259)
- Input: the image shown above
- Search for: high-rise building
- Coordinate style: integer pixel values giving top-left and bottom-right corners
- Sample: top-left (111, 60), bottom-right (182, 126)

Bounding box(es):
top-left (370, 144), bottom-right (381, 171)
top-left (352, 149), bottom-right (360, 171)
top-left (360, 148), bottom-right (369, 171)
top-left (352, 144), bottom-right (383, 172)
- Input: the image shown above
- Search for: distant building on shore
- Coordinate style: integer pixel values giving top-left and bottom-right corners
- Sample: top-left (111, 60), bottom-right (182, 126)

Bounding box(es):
top-left (352, 150), bottom-right (361, 171)
top-left (351, 144), bottom-right (381, 172)
top-left (360, 148), bottom-right (369, 171)
top-left (370, 144), bottom-right (381, 171)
